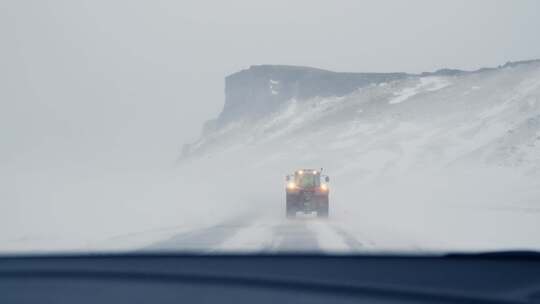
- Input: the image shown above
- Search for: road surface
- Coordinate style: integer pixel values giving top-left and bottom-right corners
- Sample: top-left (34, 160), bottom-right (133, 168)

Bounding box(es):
top-left (144, 215), bottom-right (376, 253)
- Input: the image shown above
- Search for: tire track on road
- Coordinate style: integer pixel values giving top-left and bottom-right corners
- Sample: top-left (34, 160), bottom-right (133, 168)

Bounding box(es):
top-left (269, 220), bottom-right (320, 252)
top-left (330, 225), bottom-right (365, 251)
top-left (143, 218), bottom-right (252, 253)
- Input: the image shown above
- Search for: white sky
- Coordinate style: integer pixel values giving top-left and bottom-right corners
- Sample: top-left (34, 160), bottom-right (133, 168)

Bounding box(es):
top-left (1, 0), bottom-right (540, 170)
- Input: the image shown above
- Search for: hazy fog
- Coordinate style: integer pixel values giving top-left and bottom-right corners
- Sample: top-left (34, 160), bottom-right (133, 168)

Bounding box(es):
top-left (1, 1), bottom-right (540, 252)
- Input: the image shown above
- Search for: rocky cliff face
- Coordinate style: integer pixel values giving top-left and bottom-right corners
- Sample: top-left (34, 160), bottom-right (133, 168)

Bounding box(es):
top-left (200, 61), bottom-right (540, 135)
top-left (215, 65), bottom-right (408, 127)
top-left (184, 60), bottom-right (540, 173)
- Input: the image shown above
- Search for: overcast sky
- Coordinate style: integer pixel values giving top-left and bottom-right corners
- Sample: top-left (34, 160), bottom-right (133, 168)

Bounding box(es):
top-left (2, 0), bottom-right (540, 170)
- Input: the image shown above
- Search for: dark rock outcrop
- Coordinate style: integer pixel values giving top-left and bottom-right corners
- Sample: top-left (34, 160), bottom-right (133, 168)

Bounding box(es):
top-left (217, 65), bottom-right (409, 125)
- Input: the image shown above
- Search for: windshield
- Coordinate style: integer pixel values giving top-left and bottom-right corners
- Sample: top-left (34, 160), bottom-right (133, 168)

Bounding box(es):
top-left (2, 0), bottom-right (540, 256)
top-left (295, 174), bottom-right (320, 188)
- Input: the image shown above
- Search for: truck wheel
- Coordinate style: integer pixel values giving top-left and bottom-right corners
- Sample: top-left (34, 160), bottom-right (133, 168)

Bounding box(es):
top-left (286, 193), bottom-right (297, 218)
top-left (317, 199), bottom-right (329, 218)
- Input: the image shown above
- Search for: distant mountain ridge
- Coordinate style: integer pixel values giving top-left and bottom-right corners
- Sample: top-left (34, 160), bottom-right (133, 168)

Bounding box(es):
top-left (209, 65), bottom-right (407, 131)
top-left (206, 59), bottom-right (540, 133)
top-left (184, 59), bottom-right (540, 176)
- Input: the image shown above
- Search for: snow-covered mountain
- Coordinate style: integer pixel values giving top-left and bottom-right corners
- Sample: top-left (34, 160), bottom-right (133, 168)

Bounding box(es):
top-left (184, 60), bottom-right (540, 178)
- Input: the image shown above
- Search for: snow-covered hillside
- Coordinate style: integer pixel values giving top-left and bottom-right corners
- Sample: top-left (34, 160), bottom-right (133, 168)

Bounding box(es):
top-left (185, 60), bottom-right (540, 177)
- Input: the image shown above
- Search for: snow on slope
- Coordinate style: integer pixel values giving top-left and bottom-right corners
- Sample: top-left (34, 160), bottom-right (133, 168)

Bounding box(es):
top-left (388, 77), bottom-right (450, 104)
top-left (186, 61), bottom-right (540, 175)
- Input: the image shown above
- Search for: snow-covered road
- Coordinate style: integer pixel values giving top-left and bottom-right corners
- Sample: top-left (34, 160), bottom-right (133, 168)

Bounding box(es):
top-left (144, 216), bottom-right (371, 253)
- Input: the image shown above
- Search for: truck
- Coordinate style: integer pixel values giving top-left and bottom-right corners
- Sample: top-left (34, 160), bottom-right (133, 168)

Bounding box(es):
top-left (285, 169), bottom-right (330, 218)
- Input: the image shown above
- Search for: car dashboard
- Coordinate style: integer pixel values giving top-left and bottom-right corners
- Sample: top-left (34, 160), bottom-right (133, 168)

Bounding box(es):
top-left (1, 252), bottom-right (539, 304)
